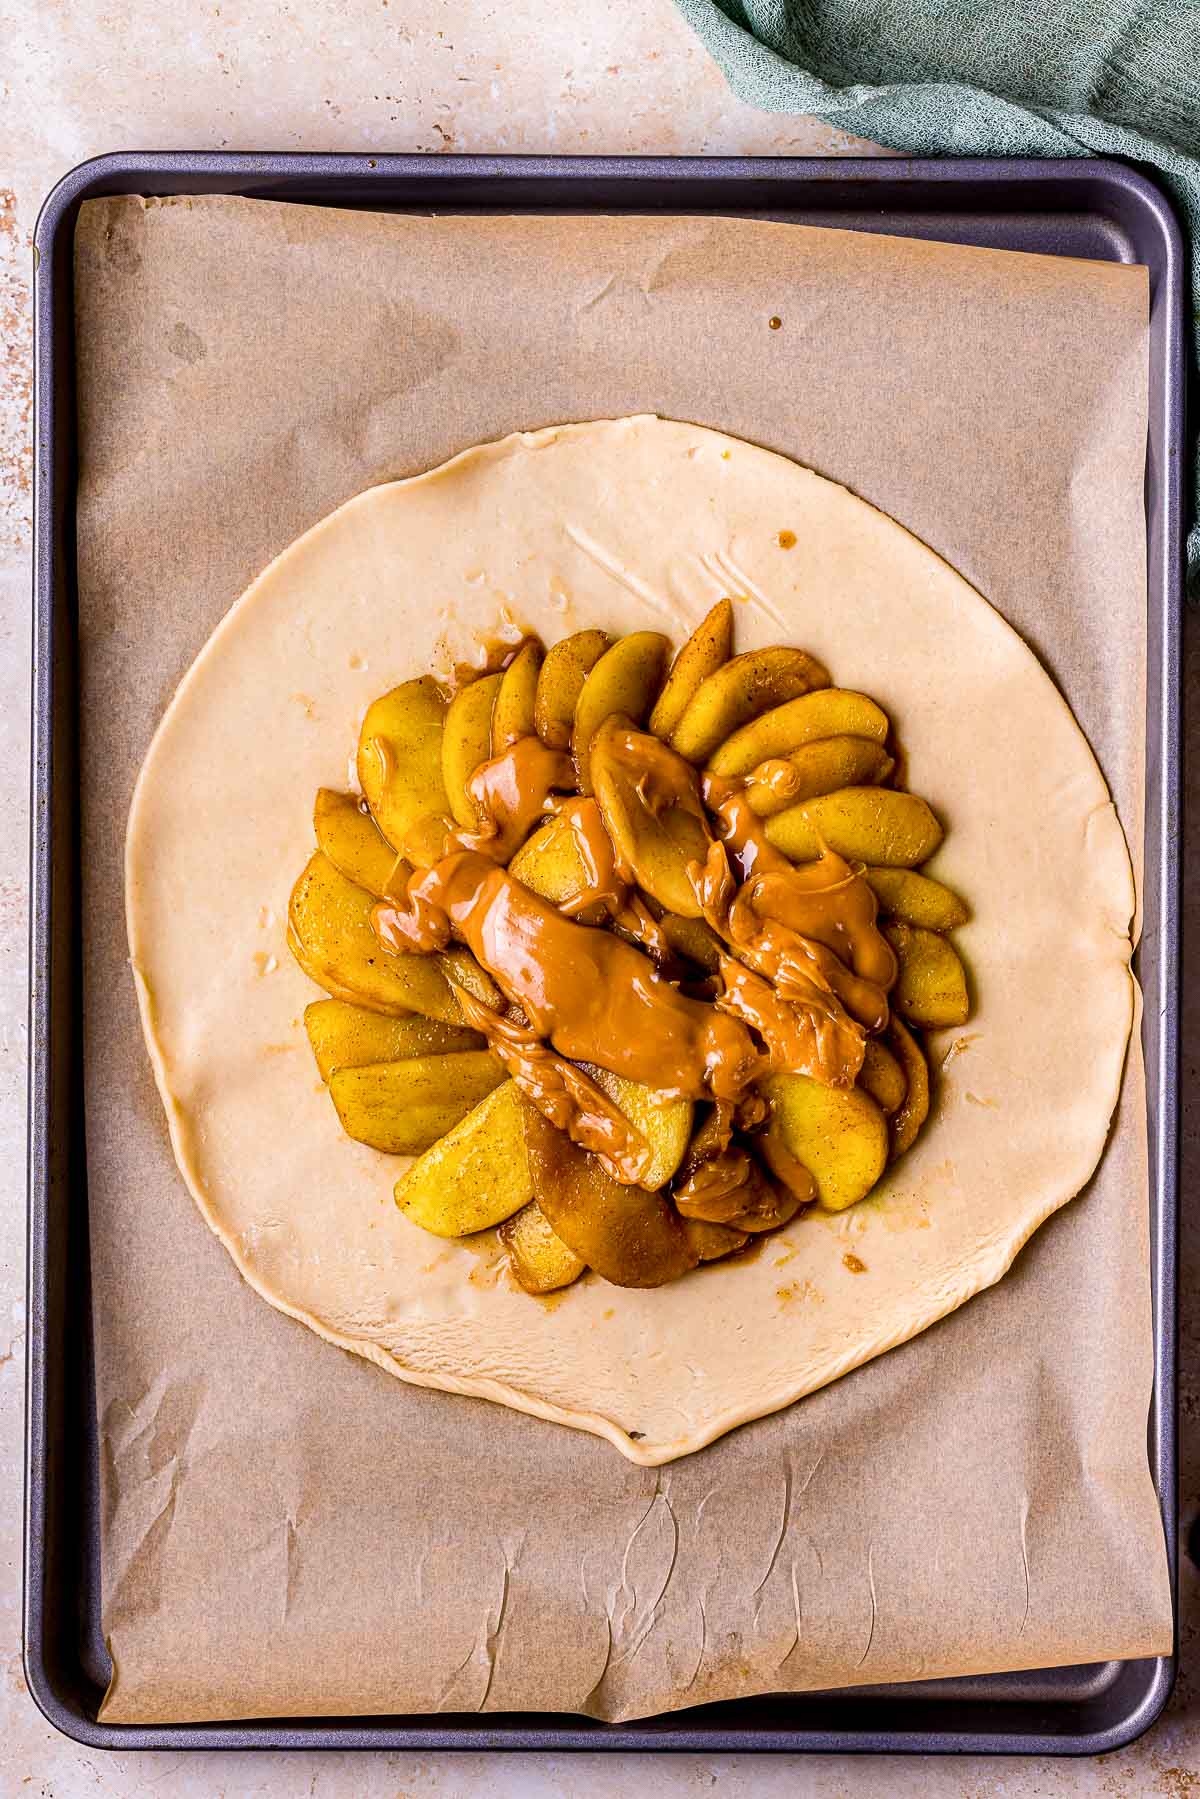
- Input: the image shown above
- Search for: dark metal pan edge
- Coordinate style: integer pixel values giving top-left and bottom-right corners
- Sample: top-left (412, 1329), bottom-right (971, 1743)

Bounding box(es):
top-left (26, 150), bottom-right (1184, 1755)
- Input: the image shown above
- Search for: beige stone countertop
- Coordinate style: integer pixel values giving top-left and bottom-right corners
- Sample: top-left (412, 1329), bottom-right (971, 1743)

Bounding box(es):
top-left (1, 1), bottom-right (1195, 1791)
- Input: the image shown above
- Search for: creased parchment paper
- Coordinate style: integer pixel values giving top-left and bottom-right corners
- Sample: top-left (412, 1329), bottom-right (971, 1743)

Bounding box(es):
top-left (74, 197), bottom-right (1171, 1724)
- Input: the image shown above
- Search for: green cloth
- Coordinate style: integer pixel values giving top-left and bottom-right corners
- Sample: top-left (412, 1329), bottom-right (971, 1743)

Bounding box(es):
top-left (674, 0), bottom-right (1199, 597)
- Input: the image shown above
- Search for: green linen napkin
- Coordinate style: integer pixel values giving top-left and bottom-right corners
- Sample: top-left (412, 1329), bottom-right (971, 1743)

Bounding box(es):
top-left (674, 0), bottom-right (1199, 596)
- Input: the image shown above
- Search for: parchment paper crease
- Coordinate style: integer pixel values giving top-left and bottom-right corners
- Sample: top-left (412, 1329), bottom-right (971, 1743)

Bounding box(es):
top-left (73, 196), bottom-right (1171, 1724)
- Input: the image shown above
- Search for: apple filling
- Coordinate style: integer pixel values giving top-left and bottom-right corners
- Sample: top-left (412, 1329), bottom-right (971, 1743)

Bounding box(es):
top-left (288, 600), bottom-right (970, 1293)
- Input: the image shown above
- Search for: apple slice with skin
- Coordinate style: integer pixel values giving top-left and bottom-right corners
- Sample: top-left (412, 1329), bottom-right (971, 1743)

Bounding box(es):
top-left (442, 672), bottom-right (503, 828)
top-left (761, 1072), bottom-right (888, 1212)
top-left (669, 646), bottom-right (830, 764)
top-left (534, 629), bottom-right (609, 749)
top-left (500, 1202), bottom-right (587, 1294)
top-left (764, 788), bottom-right (943, 867)
top-left (649, 598), bottom-right (734, 740)
top-left (356, 675), bottom-right (450, 866)
top-left (330, 1052), bottom-right (505, 1154)
top-left (708, 688), bottom-right (888, 777)
top-left (304, 999), bottom-right (483, 1081)
top-left (572, 632), bottom-right (670, 793)
top-left (864, 866), bottom-right (969, 931)
top-left (395, 1081), bottom-right (533, 1236)
top-left (491, 640), bottom-right (542, 754)
top-left (884, 922), bottom-right (970, 1028)
top-left (313, 788), bottom-right (407, 898)
top-left (524, 1105), bottom-right (697, 1288)
top-left (288, 851), bottom-right (460, 1020)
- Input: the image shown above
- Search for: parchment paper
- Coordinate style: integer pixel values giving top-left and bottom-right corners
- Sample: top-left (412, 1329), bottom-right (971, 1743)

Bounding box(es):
top-left (74, 197), bottom-right (1171, 1724)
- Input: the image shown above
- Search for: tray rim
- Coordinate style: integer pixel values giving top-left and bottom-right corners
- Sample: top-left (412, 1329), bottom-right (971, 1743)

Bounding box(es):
top-left (25, 148), bottom-right (1184, 1757)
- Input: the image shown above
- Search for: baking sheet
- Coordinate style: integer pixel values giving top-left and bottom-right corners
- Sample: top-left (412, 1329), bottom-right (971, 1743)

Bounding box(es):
top-left (72, 196), bottom-right (1171, 1724)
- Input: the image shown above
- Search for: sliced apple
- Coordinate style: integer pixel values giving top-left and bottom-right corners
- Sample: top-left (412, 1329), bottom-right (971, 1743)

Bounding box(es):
top-left (523, 1105), bottom-right (697, 1288)
top-left (764, 788), bottom-right (943, 867)
top-left (437, 945), bottom-right (504, 1011)
top-left (356, 676), bottom-right (450, 865)
top-left (680, 1216), bottom-right (749, 1262)
top-left (508, 815), bottom-right (592, 908)
top-left (330, 1052), bottom-right (505, 1154)
top-left (313, 788), bottom-right (407, 899)
top-left (858, 1038), bottom-right (907, 1115)
top-left (884, 922), bottom-right (970, 1029)
top-left (304, 999), bottom-right (483, 1081)
top-left (591, 718), bottom-right (710, 919)
top-left (864, 866), bottom-right (969, 931)
top-left (442, 672), bottom-right (502, 828)
top-left (887, 1017), bottom-right (931, 1158)
top-left (572, 632), bottom-right (670, 793)
top-left (534, 629), bottom-right (609, 749)
top-left (648, 598), bottom-right (735, 739)
top-left (656, 910), bottom-right (723, 974)
top-left (761, 1072), bottom-right (888, 1212)
top-left (708, 688), bottom-right (889, 777)
top-left (578, 1062), bottom-right (692, 1191)
top-left (491, 639), bottom-right (543, 754)
top-left (744, 737), bottom-right (894, 815)
top-left (521, 1100), bottom-right (698, 1288)
top-left (499, 1202), bottom-right (587, 1294)
top-left (288, 851), bottom-right (459, 1019)
top-left (395, 1080), bottom-right (533, 1236)
top-left (669, 646), bottom-right (831, 764)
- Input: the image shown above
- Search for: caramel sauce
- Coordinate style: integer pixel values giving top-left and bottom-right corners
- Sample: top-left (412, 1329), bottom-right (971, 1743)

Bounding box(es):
top-left (759, 1119), bottom-right (820, 1207)
top-left (461, 737), bottom-right (575, 862)
top-left (705, 782), bottom-right (897, 989)
top-left (701, 779), bottom-right (774, 877)
top-left (603, 723), bottom-right (710, 835)
top-left (734, 1090), bottom-right (769, 1133)
top-left (450, 984), bottom-right (654, 1184)
top-left (375, 848), bottom-right (760, 1103)
top-left (590, 727), bottom-right (887, 1080)
top-left (733, 881), bottom-right (885, 1033)
top-left (555, 797), bottom-right (630, 919)
top-left (673, 1100), bottom-right (809, 1235)
top-left (676, 1146), bottom-right (807, 1233)
top-left (610, 893), bottom-right (676, 968)
top-left (675, 1149), bottom-right (754, 1221)
top-left (688, 839), bottom-right (872, 1080)
top-left (748, 756), bottom-right (802, 801)
top-left (717, 953), bottom-right (864, 1086)
top-left (365, 667), bottom-right (903, 1212)
top-left (447, 623), bottom-right (532, 690)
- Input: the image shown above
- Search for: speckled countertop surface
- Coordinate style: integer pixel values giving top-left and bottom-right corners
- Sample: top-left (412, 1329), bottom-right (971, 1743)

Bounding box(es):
top-left (2, 2), bottom-right (1196, 1792)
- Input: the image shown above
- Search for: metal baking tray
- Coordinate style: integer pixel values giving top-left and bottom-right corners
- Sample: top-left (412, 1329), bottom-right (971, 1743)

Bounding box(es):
top-left (27, 152), bottom-right (1184, 1754)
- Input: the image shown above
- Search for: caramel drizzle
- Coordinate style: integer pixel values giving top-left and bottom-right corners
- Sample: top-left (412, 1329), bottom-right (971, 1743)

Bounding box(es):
top-left (374, 846), bottom-right (760, 1103)
top-left (367, 714), bottom-right (898, 1180)
top-left (704, 781), bottom-right (896, 986)
top-left (716, 954), bottom-right (864, 1088)
top-left (674, 1149), bottom-right (754, 1219)
top-left (610, 892), bottom-right (677, 968)
top-left (692, 832), bottom-right (866, 1006)
top-left (549, 795), bottom-right (677, 967)
top-left (674, 1107), bottom-right (815, 1229)
top-left (609, 724), bottom-right (710, 835)
top-left (461, 736), bottom-right (575, 862)
top-left (449, 983), bottom-right (654, 1186)
top-left (554, 796), bottom-right (630, 920)
top-left (744, 757), bottom-right (803, 805)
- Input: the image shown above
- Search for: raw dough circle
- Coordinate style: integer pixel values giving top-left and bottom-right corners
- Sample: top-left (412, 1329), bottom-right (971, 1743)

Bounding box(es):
top-left (127, 417), bottom-right (1135, 1464)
